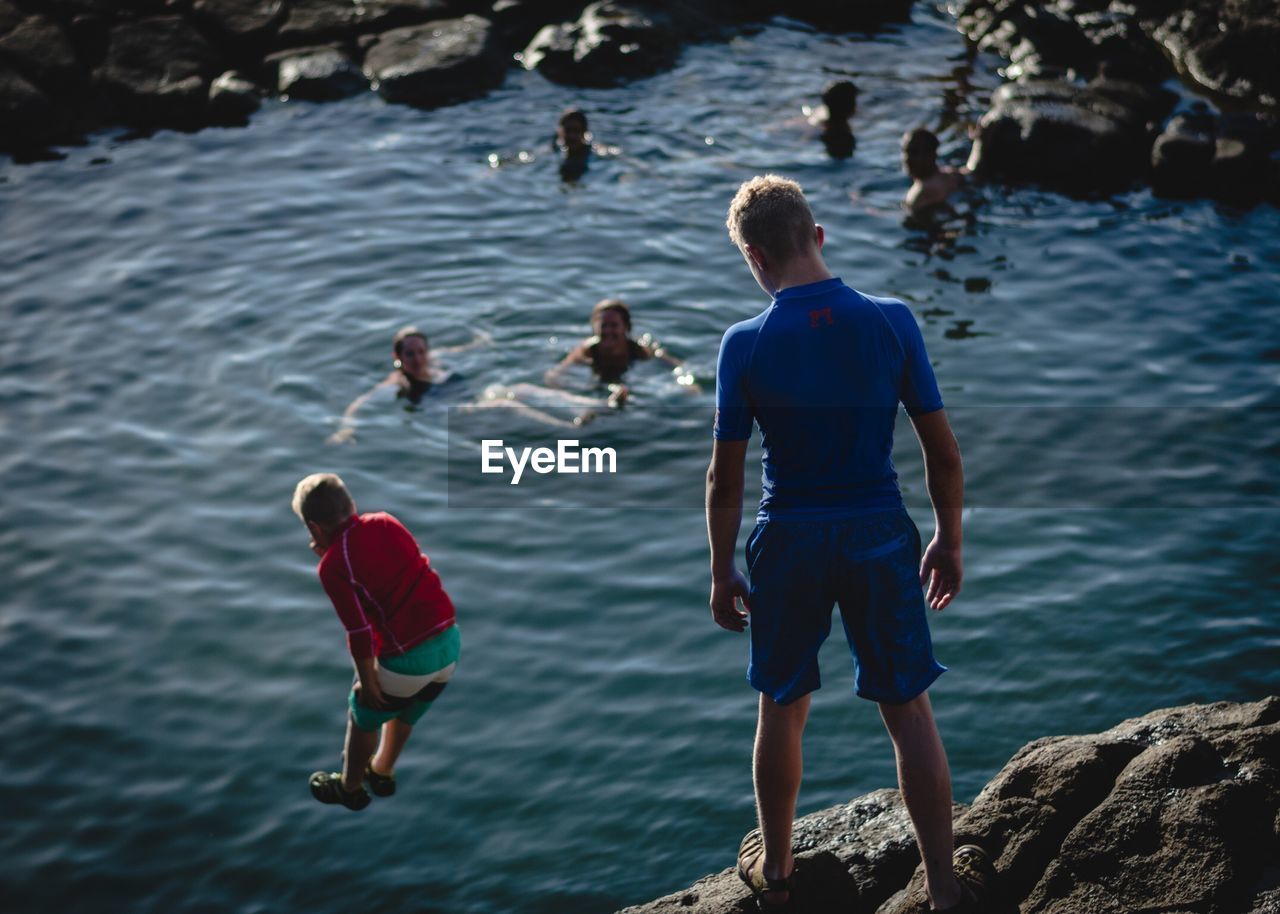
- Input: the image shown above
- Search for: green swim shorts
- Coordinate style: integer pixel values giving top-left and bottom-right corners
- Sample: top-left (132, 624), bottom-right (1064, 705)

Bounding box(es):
top-left (348, 624), bottom-right (460, 732)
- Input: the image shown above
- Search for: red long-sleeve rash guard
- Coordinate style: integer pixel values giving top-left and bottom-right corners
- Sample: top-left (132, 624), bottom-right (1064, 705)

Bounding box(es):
top-left (316, 512), bottom-right (456, 660)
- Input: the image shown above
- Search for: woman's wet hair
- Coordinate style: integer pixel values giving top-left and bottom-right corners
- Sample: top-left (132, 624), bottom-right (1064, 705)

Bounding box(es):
top-left (902, 127), bottom-right (940, 157)
top-left (393, 325), bottom-right (428, 358)
top-left (590, 298), bottom-right (632, 331)
top-left (822, 80), bottom-right (859, 116)
top-left (559, 107), bottom-right (588, 131)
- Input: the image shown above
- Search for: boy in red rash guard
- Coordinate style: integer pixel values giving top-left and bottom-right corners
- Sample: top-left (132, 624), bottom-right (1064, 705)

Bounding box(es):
top-left (291, 473), bottom-right (459, 811)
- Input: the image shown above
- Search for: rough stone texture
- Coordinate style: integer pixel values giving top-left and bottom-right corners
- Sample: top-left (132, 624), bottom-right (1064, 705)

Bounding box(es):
top-left (618, 699), bottom-right (1280, 914)
top-left (521, 2), bottom-right (680, 87)
top-left (617, 789), bottom-right (964, 914)
top-left (954, 0), bottom-right (1280, 109)
top-left (275, 45), bottom-right (367, 100)
top-left (93, 15), bottom-right (225, 127)
top-left (190, 0), bottom-right (287, 45)
top-left (0, 14), bottom-right (83, 91)
top-left (364, 14), bottom-right (504, 106)
top-left (275, 0), bottom-right (467, 48)
top-left (967, 77), bottom-right (1172, 192)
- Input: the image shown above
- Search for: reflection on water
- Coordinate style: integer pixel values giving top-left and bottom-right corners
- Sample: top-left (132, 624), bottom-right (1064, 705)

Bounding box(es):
top-left (1, 7), bottom-right (1278, 914)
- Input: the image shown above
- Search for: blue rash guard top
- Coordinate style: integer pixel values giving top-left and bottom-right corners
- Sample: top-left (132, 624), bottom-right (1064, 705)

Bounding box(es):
top-left (714, 278), bottom-right (944, 521)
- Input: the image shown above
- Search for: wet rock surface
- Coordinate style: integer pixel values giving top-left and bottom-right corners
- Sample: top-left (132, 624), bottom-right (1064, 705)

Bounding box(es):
top-left (955, 0), bottom-right (1280, 202)
top-left (617, 698), bottom-right (1280, 914)
top-left (0, 0), bottom-right (915, 159)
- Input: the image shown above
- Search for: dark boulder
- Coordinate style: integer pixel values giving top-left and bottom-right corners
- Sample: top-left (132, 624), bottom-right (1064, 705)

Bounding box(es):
top-left (1152, 3), bottom-right (1280, 108)
top-left (0, 64), bottom-right (69, 152)
top-left (975, 4), bottom-right (1096, 81)
top-left (616, 789), bottom-right (967, 914)
top-left (620, 699), bottom-right (1280, 914)
top-left (364, 14), bottom-right (505, 106)
top-left (273, 45), bottom-right (367, 100)
top-left (968, 78), bottom-right (1156, 191)
top-left (190, 0), bottom-right (287, 47)
top-left (1151, 108), bottom-right (1217, 197)
top-left (1210, 112), bottom-right (1280, 204)
top-left (488, 0), bottom-right (588, 50)
top-left (93, 15), bottom-right (225, 127)
top-left (275, 0), bottom-right (470, 48)
top-left (0, 13), bottom-right (84, 91)
top-left (521, 1), bottom-right (679, 87)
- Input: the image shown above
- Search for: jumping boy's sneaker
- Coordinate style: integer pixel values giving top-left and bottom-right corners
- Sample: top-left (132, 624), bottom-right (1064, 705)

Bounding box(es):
top-left (309, 771), bottom-right (371, 811)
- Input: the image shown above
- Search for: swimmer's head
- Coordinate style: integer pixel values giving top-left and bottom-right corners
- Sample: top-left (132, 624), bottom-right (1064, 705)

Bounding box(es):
top-left (291, 473), bottom-right (356, 554)
top-left (557, 107), bottom-right (590, 155)
top-left (821, 80), bottom-right (858, 119)
top-left (902, 127), bottom-right (940, 179)
top-left (726, 175), bottom-right (820, 272)
top-left (393, 325), bottom-right (430, 380)
top-left (590, 298), bottom-right (632, 346)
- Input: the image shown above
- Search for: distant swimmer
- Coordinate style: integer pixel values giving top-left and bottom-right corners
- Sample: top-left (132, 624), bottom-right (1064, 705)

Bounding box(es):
top-left (545, 298), bottom-right (698, 397)
top-left (292, 473), bottom-right (460, 811)
top-left (811, 79), bottom-right (858, 160)
top-left (328, 325), bottom-right (490, 444)
top-left (555, 107), bottom-right (591, 182)
top-left (902, 127), bottom-right (968, 212)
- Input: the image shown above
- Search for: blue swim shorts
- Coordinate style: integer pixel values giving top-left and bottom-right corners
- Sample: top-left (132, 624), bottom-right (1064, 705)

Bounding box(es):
top-left (745, 509), bottom-right (946, 705)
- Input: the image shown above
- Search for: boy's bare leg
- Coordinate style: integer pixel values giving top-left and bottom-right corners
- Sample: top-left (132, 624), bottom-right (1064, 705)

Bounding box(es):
top-left (754, 693), bottom-right (811, 880)
top-left (340, 714), bottom-right (378, 793)
top-left (879, 692), bottom-right (963, 910)
top-left (371, 719), bottom-right (414, 775)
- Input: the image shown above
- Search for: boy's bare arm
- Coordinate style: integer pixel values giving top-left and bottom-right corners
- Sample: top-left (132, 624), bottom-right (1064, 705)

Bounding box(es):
top-left (706, 438), bottom-right (750, 631)
top-left (909, 408), bottom-right (964, 610)
top-left (353, 656), bottom-right (388, 709)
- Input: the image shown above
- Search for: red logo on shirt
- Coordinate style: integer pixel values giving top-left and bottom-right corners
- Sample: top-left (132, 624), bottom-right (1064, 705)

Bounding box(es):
top-left (809, 307), bottom-right (834, 328)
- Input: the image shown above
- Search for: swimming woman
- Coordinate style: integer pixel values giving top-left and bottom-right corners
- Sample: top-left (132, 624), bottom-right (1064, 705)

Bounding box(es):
top-left (544, 298), bottom-right (693, 394)
top-left (328, 325), bottom-right (489, 444)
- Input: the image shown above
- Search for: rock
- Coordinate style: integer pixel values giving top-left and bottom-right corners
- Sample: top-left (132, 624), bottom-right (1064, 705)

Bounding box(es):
top-left (620, 698), bottom-right (1280, 914)
top-left (93, 15), bottom-right (225, 127)
top-left (1211, 112), bottom-right (1280, 204)
top-left (364, 14), bottom-right (505, 106)
top-left (968, 78), bottom-right (1154, 191)
top-left (488, 0), bottom-right (588, 49)
top-left (275, 0), bottom-right (468, 48)
top-left (521, 1), bottom-right (679, 87)
top-left (190, 0), bottom-right (287, 45)
top-left (1151, 108), bottom-right (1217, 197)
top-left (617, 789), bottom-right (967, 914)
top-left (274, 46), bottom-right (367, 100)
top-left (1152, 3), bottom-right (1280, 108)
top-left (0, 14), bottom-right (84, 91)
top-left (0, 64), bottom-right (68, 152)
top-left (207, 68), bottom-right (259, 122)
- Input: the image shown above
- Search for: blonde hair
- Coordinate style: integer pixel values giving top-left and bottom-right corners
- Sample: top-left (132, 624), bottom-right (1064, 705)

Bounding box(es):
top-left (726, 175), bottom-right (817, 264)
top-left (291, 473), bottom-right (356, 529)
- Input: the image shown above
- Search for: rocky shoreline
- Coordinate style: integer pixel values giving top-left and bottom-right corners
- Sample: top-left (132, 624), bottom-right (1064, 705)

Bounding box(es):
top-left (616, 697), bottom-right (1280, 914)
top-left (3, 1), bottom-right (1277, 200)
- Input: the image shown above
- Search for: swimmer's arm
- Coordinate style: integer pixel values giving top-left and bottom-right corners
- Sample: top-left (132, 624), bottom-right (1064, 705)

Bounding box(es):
top-left (909, 408), bottom-right (964, 610)
top-left (328, 376), bottom-right (401, 444)
top-left (706, 438), bottom-right (750, 632)
top-left (544, 341), bottom-right (589, 387)
top-left (434, 329), bottom-right (494, 356)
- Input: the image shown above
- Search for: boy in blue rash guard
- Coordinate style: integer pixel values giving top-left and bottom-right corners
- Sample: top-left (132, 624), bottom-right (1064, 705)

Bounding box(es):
top-left (706, 175), bottom-right (992, 912)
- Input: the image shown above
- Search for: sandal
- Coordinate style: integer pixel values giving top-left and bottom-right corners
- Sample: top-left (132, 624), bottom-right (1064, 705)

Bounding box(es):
top-left (736, 829), bottom-right (793, 909)
top-left (309, 771), bottom-right (371, 811)
top-left (934, 845), bottom-right (992, 913)
top-left (364, 763), bottom-right (396, 798)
